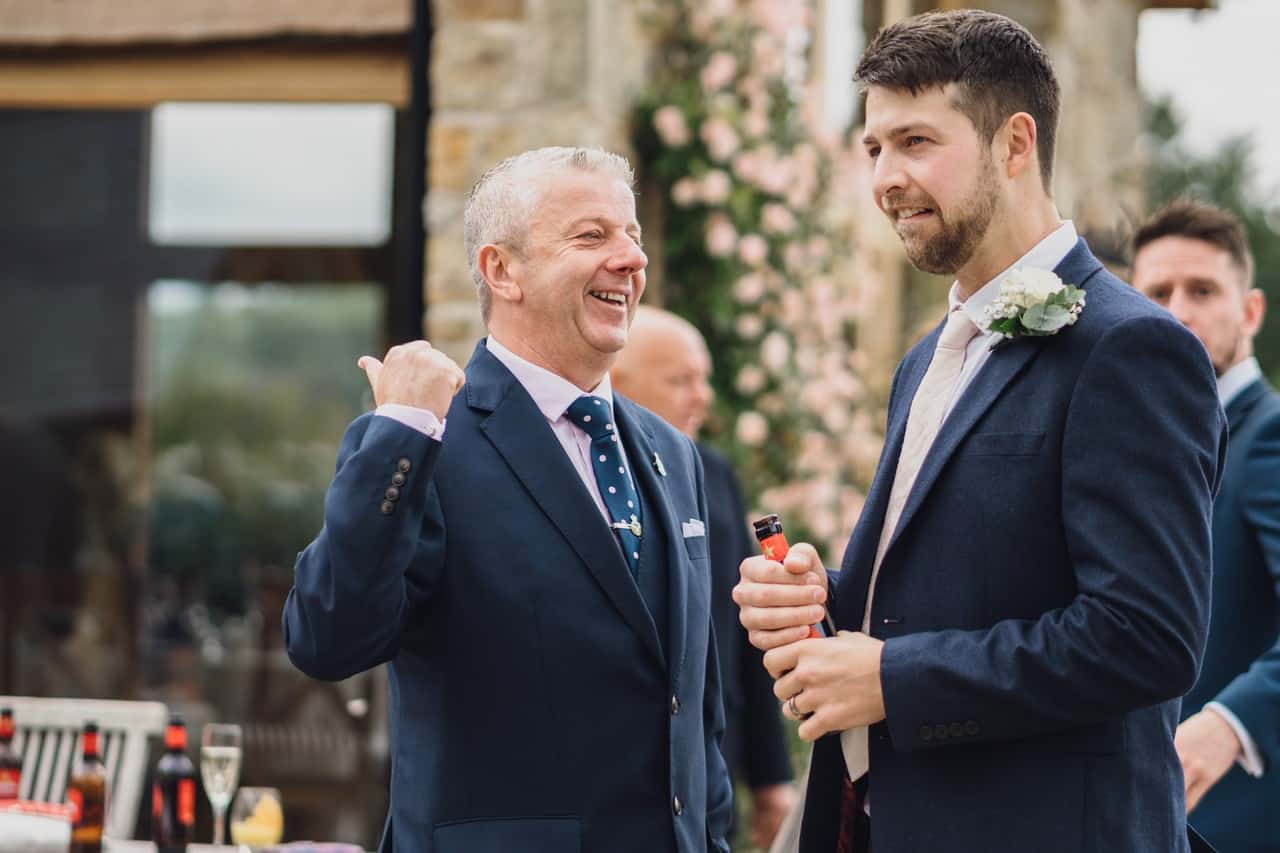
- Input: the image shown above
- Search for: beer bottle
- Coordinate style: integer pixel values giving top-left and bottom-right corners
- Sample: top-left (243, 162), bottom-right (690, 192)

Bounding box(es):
top-left (152, 716), bottom-right (196, 853)
top-left (0, 707), bottom-right (20, 802)
top-left (68, 721), bottom-right (107, 853)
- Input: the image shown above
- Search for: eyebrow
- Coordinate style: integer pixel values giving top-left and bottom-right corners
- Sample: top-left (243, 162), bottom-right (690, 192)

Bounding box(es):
top-left (862, 124), bottom-right (939, 146)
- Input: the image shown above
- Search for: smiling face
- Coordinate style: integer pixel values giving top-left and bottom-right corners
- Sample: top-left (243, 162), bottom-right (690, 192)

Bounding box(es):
top-left (491, 169), bottom-right (647, 387)
top-left (863, 84), bottom-right (1003, 276)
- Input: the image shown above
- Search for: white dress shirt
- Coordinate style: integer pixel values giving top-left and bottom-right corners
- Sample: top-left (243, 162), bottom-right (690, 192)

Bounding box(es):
top-left (942, 220), bottom-right (1079, 420)
top-left (1203, 355), bottom-right (1266, 778)
top-left (374, 336), bottom-right (619, 525)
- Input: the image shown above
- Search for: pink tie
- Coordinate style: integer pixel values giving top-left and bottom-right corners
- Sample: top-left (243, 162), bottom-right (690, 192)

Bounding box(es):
top-left (842, 307), bottom-right (980, 780)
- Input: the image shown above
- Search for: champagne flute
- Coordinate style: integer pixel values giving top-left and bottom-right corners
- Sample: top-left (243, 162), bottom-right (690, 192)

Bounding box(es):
top-left (200, 723), bottom-right (243, 846)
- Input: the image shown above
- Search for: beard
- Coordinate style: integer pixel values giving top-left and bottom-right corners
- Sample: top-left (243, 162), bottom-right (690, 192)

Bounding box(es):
top-left (894, 158), bottom-right (999, 276)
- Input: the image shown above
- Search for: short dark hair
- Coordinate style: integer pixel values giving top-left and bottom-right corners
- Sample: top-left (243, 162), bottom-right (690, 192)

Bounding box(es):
top-left (1134, 198), bottom-right (1255, 287)
top-left (854, 10), bottom-right (1060, 191)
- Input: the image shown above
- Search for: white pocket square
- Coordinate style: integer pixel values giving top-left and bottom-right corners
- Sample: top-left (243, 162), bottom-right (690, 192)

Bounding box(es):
top-left (681, 519), bottom-right (706, 538)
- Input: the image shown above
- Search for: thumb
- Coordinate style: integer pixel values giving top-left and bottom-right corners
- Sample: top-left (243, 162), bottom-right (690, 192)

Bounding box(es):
top-left (783, 541), bottom-right (822, 576)
top-left (357, 355), bottom-right (383, 388)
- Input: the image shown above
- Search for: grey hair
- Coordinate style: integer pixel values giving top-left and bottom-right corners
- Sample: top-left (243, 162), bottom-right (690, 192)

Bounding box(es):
top-left (463, 146), bottom-right (636, 322)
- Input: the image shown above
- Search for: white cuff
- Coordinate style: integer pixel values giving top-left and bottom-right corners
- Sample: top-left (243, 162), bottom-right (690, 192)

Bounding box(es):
top-left (1205, 701), bottom-right (1265, 778)
top-left (375, 404), bottom-right (446, 442)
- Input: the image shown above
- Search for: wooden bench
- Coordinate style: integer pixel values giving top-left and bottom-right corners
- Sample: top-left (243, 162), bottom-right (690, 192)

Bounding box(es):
top-left (0, 695), bottom-right (168, 840)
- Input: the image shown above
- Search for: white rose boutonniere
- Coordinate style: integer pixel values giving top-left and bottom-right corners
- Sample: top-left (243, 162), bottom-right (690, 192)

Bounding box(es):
top-left (981, 268), bottom-right (1086, 349)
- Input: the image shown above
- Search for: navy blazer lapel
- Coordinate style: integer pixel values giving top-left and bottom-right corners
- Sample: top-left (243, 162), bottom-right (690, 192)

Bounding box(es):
top-left (616, 396), bottom-right (686, 676)
top-left (465, 343), bottom-right (665, 667)
top-left (1225, 378), bottom-right (1269, 431)
top-left (837, 343), bottom-right (930, 624)
top-left (874, 240), bottom-right (1106, 571)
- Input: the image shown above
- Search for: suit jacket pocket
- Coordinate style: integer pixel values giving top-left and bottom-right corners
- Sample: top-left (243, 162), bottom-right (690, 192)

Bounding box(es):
top-left (433, 816), bottom-right (581, 852)
top-left (683, 534), bottom-right (709, 561)
top-left (962, 431), bottom-right (1045, 457)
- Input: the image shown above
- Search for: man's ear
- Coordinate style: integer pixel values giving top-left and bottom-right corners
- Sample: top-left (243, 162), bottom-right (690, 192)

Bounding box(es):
top-left (1243, 287), bottom-right (1266, 338)
top-left (479, 243), bottom-right (523, 305)
top-left (1000, 112), bottom-right (1039, 181)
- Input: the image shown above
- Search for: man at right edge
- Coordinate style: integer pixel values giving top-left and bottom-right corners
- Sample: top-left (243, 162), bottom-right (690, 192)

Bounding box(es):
top-left (734, 11), bottom-right (1225, 853)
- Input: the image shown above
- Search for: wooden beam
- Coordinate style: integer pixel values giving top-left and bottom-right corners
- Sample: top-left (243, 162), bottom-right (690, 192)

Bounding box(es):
top-left (1142, 0), bottom-right (1213, 9)
top-left (0, 42), bottom-right (409, 108)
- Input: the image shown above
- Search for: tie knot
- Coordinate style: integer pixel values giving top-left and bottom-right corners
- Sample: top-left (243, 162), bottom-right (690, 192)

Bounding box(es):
top-left (938, 308), bottom-right (980, 350)
top-left (566, 395), bottom-right (616, 441)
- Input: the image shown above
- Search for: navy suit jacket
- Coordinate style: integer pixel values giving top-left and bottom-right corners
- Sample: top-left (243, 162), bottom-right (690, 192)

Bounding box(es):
top-left (799, 241), bottom-right (1227, 853)
top-left (1183, 376), bottom-right (1280, 852)
top-left (284, 341), bottom-right (733, 853)
top-left (698, 445), bottom-right (794, 792)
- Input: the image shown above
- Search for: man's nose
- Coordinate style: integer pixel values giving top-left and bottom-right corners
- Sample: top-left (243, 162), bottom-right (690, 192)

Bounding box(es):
top-left (609, 237), bottom-right (647, 276)
top-left (1167, 290), bottom-right (1194, 325)
top-left (871, 151), bottom-right (908, 210)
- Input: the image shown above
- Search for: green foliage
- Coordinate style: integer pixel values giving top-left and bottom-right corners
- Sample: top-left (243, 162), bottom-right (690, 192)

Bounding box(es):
top-left (148, 283), bottom-right (379, 615)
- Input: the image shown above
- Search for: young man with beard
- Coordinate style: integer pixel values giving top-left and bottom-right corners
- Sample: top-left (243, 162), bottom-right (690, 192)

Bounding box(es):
top-left (734, 11), bottom-right (1225, 853)
top-left (1134, 199), bottom-right (1280, 853)
top-left (284, 147), bottom-right (733, 853)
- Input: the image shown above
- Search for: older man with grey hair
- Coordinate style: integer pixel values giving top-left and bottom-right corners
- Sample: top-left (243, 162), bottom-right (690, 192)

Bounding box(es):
top-left (284, 146), bottom-right (734, 853)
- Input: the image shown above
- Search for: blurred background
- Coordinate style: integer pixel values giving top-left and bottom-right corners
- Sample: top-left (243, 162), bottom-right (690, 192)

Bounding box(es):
top-left (0, 0), bottom-right (1275, 849)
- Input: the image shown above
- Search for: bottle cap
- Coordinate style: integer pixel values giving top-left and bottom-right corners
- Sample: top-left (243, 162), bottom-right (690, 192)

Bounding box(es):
top-left (752, 514), bottom-right (783, 540)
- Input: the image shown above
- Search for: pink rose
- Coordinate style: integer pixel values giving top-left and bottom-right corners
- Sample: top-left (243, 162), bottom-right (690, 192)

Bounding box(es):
top-left (734, 273), bottom-right (766, 305)
top-left (700, 117), bottom-right (740, 163)
top-left (699, 169), bottom-right (732, 205)
top-left (736, 313), bottom-right (765, 339)
top-left (700, 51), bottom-right (739, 93)
top-left (705, 214), bottom-right (738, 258)
top-left (671, 177), bottom-right (699, 207)
top-left (736, 411), bottom-right (770, 447)
top-left (732, 151), bottom-right (761, 183)
top-left (761, 203), bottom-right (796, 235)
top-left (735, 365), bottom-right (767, 395)
top-left (652, 105), bottom-right (691, 147)
top-left (737, 233), bottom-right (769, 266)
top-left (760, 331), bottom-right (790, 373)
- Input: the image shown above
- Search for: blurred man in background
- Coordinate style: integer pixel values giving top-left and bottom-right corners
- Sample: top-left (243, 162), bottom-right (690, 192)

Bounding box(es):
top-left (614, 306), bottom-right (796, 850)
top-left (1134, 199), bottom-right (1280, 852)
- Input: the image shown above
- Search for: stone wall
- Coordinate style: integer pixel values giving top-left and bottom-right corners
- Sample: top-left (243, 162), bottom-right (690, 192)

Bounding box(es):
top-left (424, 0), bottom-right (657, 362)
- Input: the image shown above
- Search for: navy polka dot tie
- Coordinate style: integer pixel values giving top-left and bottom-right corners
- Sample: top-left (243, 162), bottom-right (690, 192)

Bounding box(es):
top-left (566, 395), bottom-right (643, 578)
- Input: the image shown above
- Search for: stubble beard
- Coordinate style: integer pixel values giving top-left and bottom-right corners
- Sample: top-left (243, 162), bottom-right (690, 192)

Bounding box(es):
top-left (900, 161), bottom-right (1000, 276)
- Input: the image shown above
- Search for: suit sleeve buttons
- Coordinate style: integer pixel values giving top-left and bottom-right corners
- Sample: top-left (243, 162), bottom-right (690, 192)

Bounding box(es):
top-left (919, 725), bottom-right (933, 742)
top-left (392, 472), bottom-right (407, 487)
top-left (964, 720), bottom-right (980, 736)
top-left (397, 457), bottom-right (412, 473)
top-left (384, 486), bottom-right (401, 502)
top-left (380, 500), bottom-right (396, 515)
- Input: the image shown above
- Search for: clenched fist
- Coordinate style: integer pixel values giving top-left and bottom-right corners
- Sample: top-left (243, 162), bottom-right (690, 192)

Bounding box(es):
top-left (358, 341), bottom-right (465, 418)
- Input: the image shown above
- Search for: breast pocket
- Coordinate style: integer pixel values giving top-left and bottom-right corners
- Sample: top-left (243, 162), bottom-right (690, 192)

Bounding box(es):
top-left (683, 533), bottom-right (709, 561)
top-left (962, 431), bottom-right (1045, 457)
top-left (433, 816), bottom-right (581, 852)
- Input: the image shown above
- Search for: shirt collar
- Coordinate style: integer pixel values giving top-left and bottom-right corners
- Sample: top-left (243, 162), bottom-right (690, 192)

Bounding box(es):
top-left (949, 220), bottom-right (1079, 332)
top-left (1218, 356), bottom-right (1262, 406)
top-left (485, 335), bottom-right (614, 422)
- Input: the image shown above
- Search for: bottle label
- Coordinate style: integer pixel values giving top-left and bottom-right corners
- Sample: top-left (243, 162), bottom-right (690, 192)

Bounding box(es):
top-left (0, 768), bottom-right (18, 800)
top-left (82, 732), bottom-right (99, 757)
top-left (178, 778), bottom-right (196, 826)
top-left (68, 787), bottom-right (83, 824)
top-left (758, 531), bottom-right (789, 561)
top-left (152, 782), bottom-right (162, 819)
top-left (164, 726), bottom-right (187, 751)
